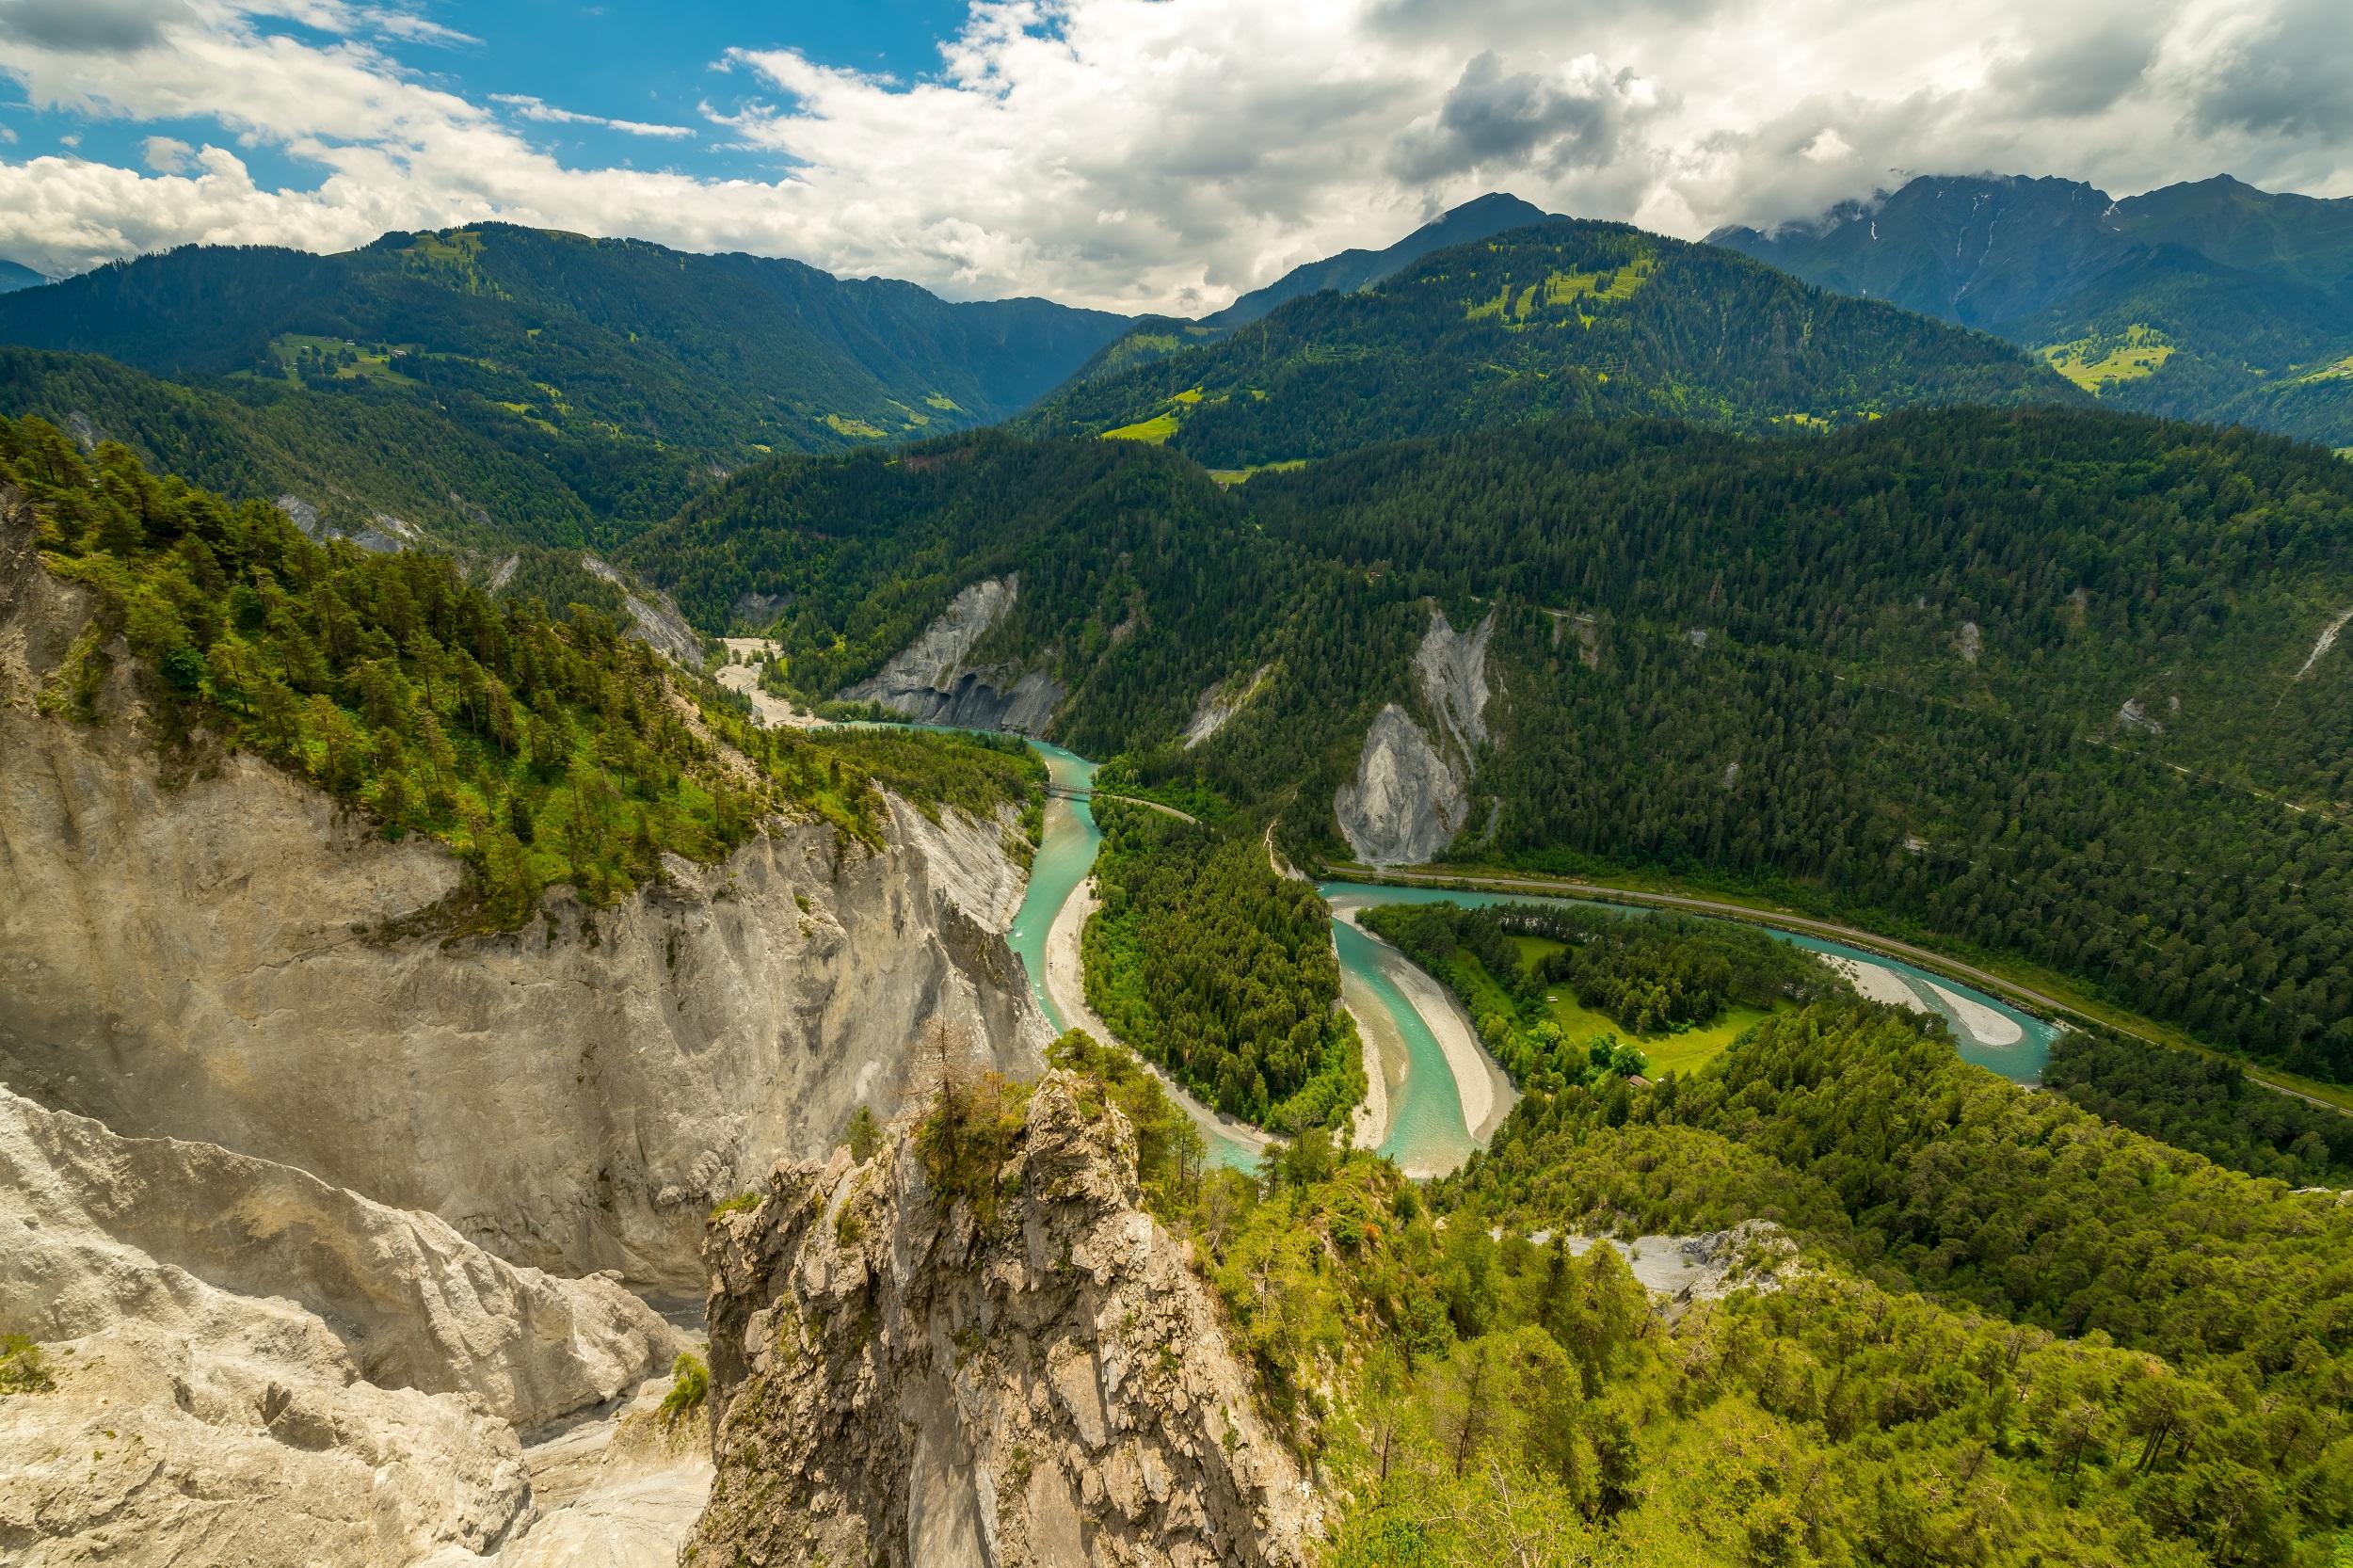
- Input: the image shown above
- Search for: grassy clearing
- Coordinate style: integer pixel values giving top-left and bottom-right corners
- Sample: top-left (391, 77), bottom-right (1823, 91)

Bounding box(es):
top-left (823, 413), bottom-right (888, 440)
top-left (2039, 324), bottom-right (2173, 392)
top-left (1505, 932), bottom-right (1776, 1076)
top-left (1100, 411), bottom-right (1179, 443)
top-left (264, 333), bottom-right (416, 388)
top-left (1467, 254), bottom-right (1656, 328)
top-left (1207, 458), bottom-right (1308, 486)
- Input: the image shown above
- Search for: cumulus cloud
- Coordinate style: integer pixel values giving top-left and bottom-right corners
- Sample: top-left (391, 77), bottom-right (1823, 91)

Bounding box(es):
top-left (1390, 52), bottom-right (1664, 184)
top-left (0, 0), bottom-right (2344, 309)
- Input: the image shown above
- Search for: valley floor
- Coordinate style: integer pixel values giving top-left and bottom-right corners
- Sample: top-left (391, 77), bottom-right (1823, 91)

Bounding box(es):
top-left (1330, 860), bottom-right (2353, 1114)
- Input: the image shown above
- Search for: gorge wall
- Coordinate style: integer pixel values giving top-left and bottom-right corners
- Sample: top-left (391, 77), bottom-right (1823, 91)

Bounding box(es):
top-left (0, 504), bottom-right (1052, 1298)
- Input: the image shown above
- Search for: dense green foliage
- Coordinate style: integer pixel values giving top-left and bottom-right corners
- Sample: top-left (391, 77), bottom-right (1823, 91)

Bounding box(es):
top-left (1716, 173), bottom-right (2353, 449)
top-left (1024, 219), bottom-right (2075, 467)
top-left (1360, 900), bottom-right (1828, 1089)
top-left (1093, 985), bottom-right (2353, 1564)
top-left (1081, 798), bottom-right (1364, 1130)
top-left (0, 227), bottom-right (1126, 549)
top-left (621, 433), bottom-right (1306, 757)
top-left (2042, 1030), bottom-right (2353, 1186)
top-left (9, 416), bottom-right (1038, 927)
top-left (1228, 411), bottom-right (2353, 1083)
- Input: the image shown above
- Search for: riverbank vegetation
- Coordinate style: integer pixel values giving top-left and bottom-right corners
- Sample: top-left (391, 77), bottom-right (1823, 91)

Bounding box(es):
top-left (12, 417), bottom-right (1039, 930)
top-left (1081, 797), bottom-right (1365, 1132)
top-left (1358, 900), bottom-right (1827, 1092)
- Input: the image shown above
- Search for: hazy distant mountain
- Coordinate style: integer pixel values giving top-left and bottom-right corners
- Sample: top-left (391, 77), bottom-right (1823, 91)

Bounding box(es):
top-left (1025, 216), bottom-right (2077, 469)
top-left (0, 224), bottom-right (1128, 547)
top-left (0, 260), bottom-right (46, 294)
top-left (1711, 173), bottom-right (2353, 449)
top-left (1201, 192), bottom-right (1560, 328)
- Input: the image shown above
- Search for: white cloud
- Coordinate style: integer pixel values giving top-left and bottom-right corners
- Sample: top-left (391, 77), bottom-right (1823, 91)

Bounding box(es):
top-left (490, 94), bottom-right (694, 140)
top-left (0, 0), bottom-right (2344, 309)
top-left (140, 134), bottom-right (191, 170)
top-left (361, 9), bottom-right (478, 47)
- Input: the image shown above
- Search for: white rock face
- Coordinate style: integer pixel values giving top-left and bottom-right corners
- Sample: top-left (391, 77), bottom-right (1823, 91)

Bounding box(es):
top-left (0, 1086), bottom-right (676, 1429)
top-left (0, 1087), bottom-right (683, 1567)
top-left (583, 555), bottom-right (702, 665)
top-left (1335, 703), bottom-right (1468, 867)
top-left (840, 574), bottom-right (1064, 733)
top-left (0, 516), bottom-right (1051, 1297)
top-left (1182, 663), bottom-right (1273, 748)
top-left (1335, 607), bottom-right (1497, 865)
top-left (1414, 606), bottom-right (1495, 759)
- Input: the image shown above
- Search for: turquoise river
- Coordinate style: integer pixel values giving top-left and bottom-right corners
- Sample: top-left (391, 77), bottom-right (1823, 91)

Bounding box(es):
top-left (1002, 741), bottom-right (2057, 1177)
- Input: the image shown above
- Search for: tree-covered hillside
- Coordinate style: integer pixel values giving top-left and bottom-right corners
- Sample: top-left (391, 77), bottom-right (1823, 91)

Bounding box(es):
top-left (1021, 219), bottom-right (2077, 468)
top-left (0, 226), bottom-right (1128, 549)
top-left (1714, 173), bottom-right (2353, 449)
top-left (632, 405), bottom-right (2353, 1085)
top-left (1076, 980), bottom-right (2353, 1566)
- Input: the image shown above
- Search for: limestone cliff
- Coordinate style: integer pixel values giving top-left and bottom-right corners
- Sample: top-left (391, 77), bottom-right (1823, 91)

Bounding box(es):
top-left (1335, 606), bottom-right (1498, 865)
top-left (840, 574), bottom-right (1064, 733)
top-left (0, 1086), bottom-right (677, 1566)
top-left (688, 1074), bottom-right (1321, 1568)
top-left (0, 504), bottom-right (1053, 1297)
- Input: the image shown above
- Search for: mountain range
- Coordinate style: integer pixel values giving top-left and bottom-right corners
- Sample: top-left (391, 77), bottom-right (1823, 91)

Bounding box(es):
top-left (0, 224), bottom-right (1128, 550)
top-left (1713, 172), bottom-right (2353, 450)
top-left (1023, 216), bottom-right (2076, 469)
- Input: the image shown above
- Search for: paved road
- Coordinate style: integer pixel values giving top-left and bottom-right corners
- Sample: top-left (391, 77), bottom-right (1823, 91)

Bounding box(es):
top-left (1049, 788), bottom-right (1199, 825)
top-left (1324, 862), bottom-right (2349, 1117)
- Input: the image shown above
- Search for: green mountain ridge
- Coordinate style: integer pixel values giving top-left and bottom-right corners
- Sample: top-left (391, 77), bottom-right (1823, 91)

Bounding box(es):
top-left (1711, 172), bottom-right (2353, 448)
top-left (0, 224), bottom-right (1128, 551)
top-left (1020, 216), bottom-right (2079, 468)
top-left (1199, 190), bottom-right (1561, 328)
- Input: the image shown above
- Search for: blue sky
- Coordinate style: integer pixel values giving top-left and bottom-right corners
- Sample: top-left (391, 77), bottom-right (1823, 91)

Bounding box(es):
top-left (0, 0), bottom-right (2344, 311)
top-left (2, 1), bottom-right (979, 192)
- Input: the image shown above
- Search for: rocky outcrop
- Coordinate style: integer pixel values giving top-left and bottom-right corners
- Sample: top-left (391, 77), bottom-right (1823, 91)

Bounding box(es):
top-left (689, 1074), bottom-right (1320, 1568)
top-left (0, 1087), bottom-right (681, 1567)
top-left (1414, 606), bottom-right (1494, 760)
top-left (583, 555), bottom-right (702, 666)
top-left (841, 574), bottom-right (1064, 734)
top-left (0, 512), bottom-right (1051, 1297)
top-left (1334, 703), bottom-right (1468, 867)
top-left (459, 1371), bottom-right (715, 1568)
top-left (0, 1086), bottom-right (676, 1429)
top-left (1181, 663), bottom-right (1272, 748)
top-left (1335, 608), bottom-right (1499, 866)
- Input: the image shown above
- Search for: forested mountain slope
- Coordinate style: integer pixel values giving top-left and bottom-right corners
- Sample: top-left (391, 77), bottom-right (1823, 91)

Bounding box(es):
top-left (0, 225), bottom-right (1127, 549)
top-left (1713, 173), bottom-right (2353, 450)
top-left (635, 406), bottom-right (2353, 1084)
top-left (1020, 218), bottom-right (2078, 467)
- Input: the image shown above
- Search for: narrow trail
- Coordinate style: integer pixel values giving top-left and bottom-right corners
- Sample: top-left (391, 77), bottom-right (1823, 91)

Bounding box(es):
top-left (1327, 862), bottom-right (2352, 1119)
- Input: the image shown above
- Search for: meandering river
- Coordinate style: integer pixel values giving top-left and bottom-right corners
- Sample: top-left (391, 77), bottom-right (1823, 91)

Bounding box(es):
top-left (1001, 741), bottom-right (2057, 1179)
